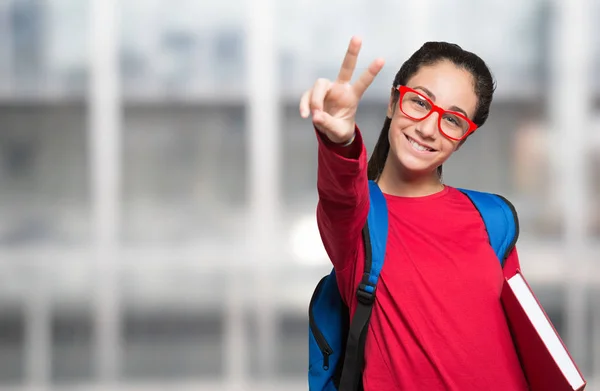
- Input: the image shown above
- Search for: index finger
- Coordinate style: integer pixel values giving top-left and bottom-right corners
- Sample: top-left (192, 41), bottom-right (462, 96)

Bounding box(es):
top-left (353, 57), bottom-right (385, 97)
top-left (336, 36), bottom-right (362, 83)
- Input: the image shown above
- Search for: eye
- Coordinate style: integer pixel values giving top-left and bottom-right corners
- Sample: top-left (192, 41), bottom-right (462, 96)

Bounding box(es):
top-left (410, 97), bottom-right (430, 110)
top-left (444, 113), bottom-right (466, 126)
top-left (446, 116), bottom-right (459, 125)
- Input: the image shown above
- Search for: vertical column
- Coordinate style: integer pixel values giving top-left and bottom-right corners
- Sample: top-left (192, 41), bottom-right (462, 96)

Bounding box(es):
top-left (403, 0), bottom-right (433, 53)
top-left (246, 0), bottom-right (280, 381)
top-left (89, 0), bottom-right (122, 383)
top-left (0, 1), bottom-right (13, 93)
top-left (549, 0), bottom-right (591, 366)
top-left (24, 262), bottom-right (50, 391)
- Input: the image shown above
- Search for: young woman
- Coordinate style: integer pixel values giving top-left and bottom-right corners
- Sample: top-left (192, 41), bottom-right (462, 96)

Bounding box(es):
top-left (299, 37), bottom-right (528, 390)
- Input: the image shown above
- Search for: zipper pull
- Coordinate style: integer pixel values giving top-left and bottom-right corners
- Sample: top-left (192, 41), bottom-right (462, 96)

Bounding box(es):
top-left (322, 351), bottom-right (331, 370)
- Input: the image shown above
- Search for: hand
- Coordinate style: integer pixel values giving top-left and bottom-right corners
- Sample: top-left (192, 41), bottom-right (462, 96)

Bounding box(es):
top-left (299, 36), bottom-right (385, 144)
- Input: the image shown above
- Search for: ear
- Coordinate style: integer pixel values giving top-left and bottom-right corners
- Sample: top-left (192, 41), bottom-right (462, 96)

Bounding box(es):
top-left (386, 88), bottom-right (395, 118)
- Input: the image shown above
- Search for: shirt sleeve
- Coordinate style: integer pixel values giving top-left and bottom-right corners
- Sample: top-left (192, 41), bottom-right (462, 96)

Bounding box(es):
top-left (315, 125), bottom-right (370, 273)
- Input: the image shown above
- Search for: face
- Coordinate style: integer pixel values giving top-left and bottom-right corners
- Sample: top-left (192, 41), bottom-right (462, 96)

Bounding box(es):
top-left (386, 61), bottom-right (478, 178)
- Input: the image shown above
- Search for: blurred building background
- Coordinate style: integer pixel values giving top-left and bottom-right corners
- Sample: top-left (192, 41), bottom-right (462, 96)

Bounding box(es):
top-left (0, 0), bottom-right (598, 390)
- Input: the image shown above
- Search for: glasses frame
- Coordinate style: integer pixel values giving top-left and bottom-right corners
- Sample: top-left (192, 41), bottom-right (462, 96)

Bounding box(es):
top-left (396, 85), bottom-right (478, 141)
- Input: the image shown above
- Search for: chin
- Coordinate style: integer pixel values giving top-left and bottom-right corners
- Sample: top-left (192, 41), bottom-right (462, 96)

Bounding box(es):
top-left (392, 152), bottom-right (439, 178)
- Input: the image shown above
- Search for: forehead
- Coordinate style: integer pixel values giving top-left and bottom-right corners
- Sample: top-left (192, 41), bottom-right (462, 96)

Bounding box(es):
top-left (406, 61), bottom-right (478, 118)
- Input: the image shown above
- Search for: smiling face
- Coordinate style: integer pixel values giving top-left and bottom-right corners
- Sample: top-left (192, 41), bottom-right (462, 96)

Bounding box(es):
top-left (386, 60), bottom-right (478, 178)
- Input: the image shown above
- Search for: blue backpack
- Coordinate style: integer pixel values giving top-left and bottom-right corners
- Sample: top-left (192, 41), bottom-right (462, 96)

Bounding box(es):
top-left (308, 180), bottom-right (519, 391)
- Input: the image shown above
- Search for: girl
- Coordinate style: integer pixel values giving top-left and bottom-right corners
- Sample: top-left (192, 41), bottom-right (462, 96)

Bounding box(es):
top-left (299, 37), bottom-right (528, 390)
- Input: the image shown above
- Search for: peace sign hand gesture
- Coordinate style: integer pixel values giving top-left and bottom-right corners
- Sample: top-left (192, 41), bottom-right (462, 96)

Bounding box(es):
top-left (299, 37), bottom-right (385, 144)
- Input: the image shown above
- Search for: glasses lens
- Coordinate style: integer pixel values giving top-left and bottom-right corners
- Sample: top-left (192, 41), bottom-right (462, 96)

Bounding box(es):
top-left (400, 91), bottom-right (432, 120)
top-left (440, 113), bottom-right (470, 139)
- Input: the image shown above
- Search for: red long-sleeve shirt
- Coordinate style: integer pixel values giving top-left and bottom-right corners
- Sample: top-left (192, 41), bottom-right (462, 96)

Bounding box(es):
top-left (316, 127), bottom-right (529, 390)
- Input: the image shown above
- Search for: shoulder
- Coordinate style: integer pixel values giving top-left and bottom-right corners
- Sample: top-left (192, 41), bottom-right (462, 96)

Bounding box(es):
top-left (451, 187), bottom-right (520, 259)
top-left (445, 186), bottom-right (520, 236)
top-left (455, 188), bottom-right (518, 220)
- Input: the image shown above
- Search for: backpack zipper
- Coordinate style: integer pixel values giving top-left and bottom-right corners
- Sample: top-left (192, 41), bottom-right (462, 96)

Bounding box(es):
top-left (309, 276), bottom-right (335, 370)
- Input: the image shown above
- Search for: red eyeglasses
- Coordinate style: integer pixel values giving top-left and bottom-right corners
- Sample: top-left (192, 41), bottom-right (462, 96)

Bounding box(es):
top-left (396, 85), bottom-right (478, 141)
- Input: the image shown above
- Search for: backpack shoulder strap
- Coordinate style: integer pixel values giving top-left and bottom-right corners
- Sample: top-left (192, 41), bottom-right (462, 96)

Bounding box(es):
top-left (362, 180), bottom-right (389, 288)
top-left (339, 180), bottom-right (389, 391)
top-left (458, 188), bottom-right (520, 265)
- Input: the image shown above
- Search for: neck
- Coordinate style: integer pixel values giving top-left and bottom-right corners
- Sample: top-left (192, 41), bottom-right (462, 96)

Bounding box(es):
top-left (377, 157), bottom-right (444, 198)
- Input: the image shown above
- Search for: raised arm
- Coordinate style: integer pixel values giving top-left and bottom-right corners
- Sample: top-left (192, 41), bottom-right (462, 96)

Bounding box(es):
top-left (299, 37), bottom-right (385, 271)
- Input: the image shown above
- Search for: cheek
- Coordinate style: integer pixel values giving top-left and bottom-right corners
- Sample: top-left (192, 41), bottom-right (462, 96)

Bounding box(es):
top-left (388, 117), bottom-right (413, 144)
top-left (434, 139), bottom-right (460, 164)
top-left (440, 138), bottom-right (460, 154)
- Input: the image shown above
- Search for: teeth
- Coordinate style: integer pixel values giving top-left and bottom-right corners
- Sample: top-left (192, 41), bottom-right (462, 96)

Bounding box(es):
top-left (408, 137), bottom-right (433, 152)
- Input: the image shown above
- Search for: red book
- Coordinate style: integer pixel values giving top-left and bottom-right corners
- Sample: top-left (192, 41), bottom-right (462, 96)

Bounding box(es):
top-left (501, 270), bottom-right (586, 391)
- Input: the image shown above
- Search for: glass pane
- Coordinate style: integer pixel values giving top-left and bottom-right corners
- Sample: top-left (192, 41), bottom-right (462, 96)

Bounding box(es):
top-left (0, 309), bottom-right (25, 384)
top-left (120, 0), bottom-right (246, 97)
top-left (120, 263), bottom-right (227, 380)
top-left (0, 0), bottom-right (88, 96)
top-left (51, 311), bottom-right (93, 383)
top-left (121, 105), bottom-right (246, 245)
top-left (121, 311), bottom-right (224, 380)
top-left (0, 104), bottom-right (90, 246)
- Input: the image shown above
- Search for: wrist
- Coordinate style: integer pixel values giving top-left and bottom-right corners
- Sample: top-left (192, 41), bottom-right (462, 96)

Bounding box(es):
top-left (316, 125), bottom-right (362, 160)
top-left (337, 133), bottom-right (356, 147)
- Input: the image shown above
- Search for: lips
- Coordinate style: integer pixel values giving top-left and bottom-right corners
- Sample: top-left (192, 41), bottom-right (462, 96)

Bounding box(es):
top-left (405, 134), bottom-right (436, 152)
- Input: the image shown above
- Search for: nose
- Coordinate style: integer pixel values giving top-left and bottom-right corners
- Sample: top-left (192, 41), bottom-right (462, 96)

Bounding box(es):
top-left (416, 111), bottom-right (439, 139)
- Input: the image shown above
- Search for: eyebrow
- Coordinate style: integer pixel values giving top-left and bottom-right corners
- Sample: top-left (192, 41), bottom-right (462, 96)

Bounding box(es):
top-left (413, 85), bottom-right (470, 118)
